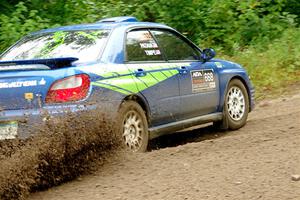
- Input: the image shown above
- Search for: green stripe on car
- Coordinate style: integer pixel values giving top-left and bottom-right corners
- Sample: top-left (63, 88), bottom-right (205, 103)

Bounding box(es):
top-left (92, 69), bottom-right (178, 94)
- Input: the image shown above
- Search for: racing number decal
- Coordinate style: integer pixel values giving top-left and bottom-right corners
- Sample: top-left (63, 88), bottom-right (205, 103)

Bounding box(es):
top-left (191, 69), bottom-right (216, 93)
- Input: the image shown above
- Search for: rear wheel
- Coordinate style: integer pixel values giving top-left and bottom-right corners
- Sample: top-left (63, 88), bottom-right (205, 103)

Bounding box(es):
top-left (117, 101), bottom-right (149, 152)
top-left (215, 79), bottom-right (249, 130)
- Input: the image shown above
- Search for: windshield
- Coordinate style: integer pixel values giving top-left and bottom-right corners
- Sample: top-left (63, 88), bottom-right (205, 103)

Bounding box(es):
top-left (0, 29), bottom-right (110, 62)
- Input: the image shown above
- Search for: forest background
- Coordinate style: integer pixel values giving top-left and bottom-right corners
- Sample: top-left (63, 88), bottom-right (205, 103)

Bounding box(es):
top-left (0, 0), bottom-right (299, 97)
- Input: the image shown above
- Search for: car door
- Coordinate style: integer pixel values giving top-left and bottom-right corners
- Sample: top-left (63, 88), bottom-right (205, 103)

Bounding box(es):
top-left (150, 29), bottom-right (220, 119)
top-left (124, 29), bottom-right (181, 126)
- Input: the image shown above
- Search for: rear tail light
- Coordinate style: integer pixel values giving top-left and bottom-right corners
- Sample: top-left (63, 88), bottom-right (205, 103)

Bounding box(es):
top-left (45, 74), bottom-right (90, 103)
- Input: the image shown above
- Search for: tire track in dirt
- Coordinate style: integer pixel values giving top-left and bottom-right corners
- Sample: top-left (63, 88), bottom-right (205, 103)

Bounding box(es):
top-left (30, 88), bottom-right (300, 200)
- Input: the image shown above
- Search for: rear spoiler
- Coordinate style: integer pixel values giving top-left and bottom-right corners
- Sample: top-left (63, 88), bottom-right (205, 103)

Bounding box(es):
top-left (0, 57), bottom-right (79, 71)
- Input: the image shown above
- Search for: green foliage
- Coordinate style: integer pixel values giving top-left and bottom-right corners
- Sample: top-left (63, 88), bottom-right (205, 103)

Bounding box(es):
top-left (0, 2), bottom-right (51, 52)
top-left (282, 0), bottom-right (300, 25)
top-left (0, 0), bottom-right (298, 53)
top-left (221, 28), bottom-right (300, 98)
top-left (198, 0), bottom-right (296, 53)
top-left (0, 0), bottom-right (299, 95)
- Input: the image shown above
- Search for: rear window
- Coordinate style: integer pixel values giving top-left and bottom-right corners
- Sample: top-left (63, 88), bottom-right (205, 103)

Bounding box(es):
top-left (0, 29), bottom-right (110, 62)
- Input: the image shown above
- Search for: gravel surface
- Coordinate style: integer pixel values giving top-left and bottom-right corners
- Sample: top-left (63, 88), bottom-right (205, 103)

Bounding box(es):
top-left (30, 89), bottom-right (300, 200)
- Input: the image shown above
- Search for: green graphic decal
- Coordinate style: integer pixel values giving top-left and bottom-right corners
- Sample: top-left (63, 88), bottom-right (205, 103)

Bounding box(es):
top-left (97, 74), bottom-right (140, 93)
top-left (91, 82), bottom-right (131, 95)
top-left (99, 70), bottom-right (130, 78)
top-left (92, 65), bottom-right (180, 94)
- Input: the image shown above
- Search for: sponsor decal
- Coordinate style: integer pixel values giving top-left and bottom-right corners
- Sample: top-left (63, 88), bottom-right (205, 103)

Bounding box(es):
top-left (39, 78), bottom-right (46, 85)
top-left (24, 93), bottom-right (34, 100)
top-left (0, 78), bottom-right (46, 89)
top-left (140, 32), bottom-right (153, 41)
top-left (191, 69), bottom-right (216, 93)
top-left (139, 42), bottom-right (158, 49)
top-left (137, 33), bottom-right (161, 56)
top-left (0, 80), bottom-right (37, 89)
top-left (145, 49), bottom-right (161, 56)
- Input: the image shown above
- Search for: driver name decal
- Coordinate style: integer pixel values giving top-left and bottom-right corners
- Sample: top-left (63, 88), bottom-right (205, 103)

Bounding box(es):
top-left (191, 69), bottom-right (216, 93)
top-left (0, 78), bottom-right (46, 89)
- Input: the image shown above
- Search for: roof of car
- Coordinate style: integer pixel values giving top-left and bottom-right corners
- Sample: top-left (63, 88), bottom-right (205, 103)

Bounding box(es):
top-left (30, 16), bottom-right (171, 35)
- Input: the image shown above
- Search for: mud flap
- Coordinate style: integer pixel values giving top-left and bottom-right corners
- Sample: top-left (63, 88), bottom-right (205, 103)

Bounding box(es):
top-left (213, 108), bottom-right (229, 131)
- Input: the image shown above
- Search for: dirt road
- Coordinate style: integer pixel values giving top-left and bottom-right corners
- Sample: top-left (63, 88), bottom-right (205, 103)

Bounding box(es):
top-left (31, 89), bottom-right (300, 200)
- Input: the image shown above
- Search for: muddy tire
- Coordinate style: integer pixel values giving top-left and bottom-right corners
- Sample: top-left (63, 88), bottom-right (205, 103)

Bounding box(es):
top-left (215, 79), bottom-right (249, 130)
top-left (117, 100), bottom-right (149, 152)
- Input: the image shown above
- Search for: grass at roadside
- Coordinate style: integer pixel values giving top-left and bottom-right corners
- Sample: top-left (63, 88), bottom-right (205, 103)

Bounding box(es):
top-left (219, 28), bottom-right (300, 99)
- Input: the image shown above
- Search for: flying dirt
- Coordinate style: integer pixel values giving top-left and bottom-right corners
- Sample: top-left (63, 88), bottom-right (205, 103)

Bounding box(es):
top-left (0, 110), bottom-right (122, 200)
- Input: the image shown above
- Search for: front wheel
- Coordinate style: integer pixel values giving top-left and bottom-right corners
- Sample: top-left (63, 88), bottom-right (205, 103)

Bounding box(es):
top-left (215, 79), bottom-right (249, 130)
top-left (117, 100), bottom-right (149, 152)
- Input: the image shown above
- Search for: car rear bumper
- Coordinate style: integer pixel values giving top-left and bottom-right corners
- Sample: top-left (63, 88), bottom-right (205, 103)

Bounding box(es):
top-left (0, 101), bottom-right (120, 139)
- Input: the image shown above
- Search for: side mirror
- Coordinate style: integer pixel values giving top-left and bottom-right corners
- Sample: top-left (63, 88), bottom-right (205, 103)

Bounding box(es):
top-left (201, 48), bottom-right (216, 62)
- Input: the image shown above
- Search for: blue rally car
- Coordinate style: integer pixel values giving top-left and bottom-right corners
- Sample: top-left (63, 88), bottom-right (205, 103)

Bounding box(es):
top-left (0, 16), bottom-right (254, 152)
